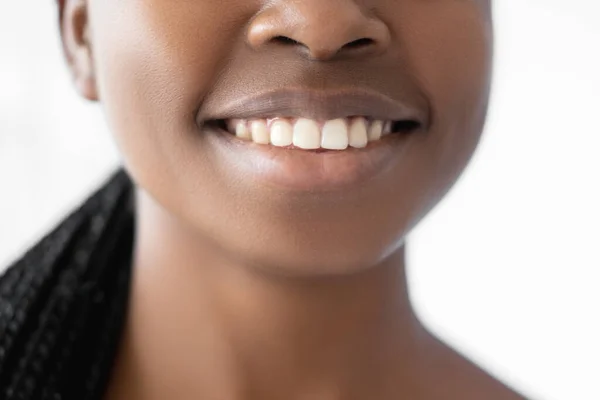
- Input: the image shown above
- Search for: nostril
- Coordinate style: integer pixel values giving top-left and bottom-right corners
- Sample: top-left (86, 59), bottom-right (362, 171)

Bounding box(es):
top-left (342, 38), bottom-right (375, 50)
top-left (273, 36), bottom-right (303, 46)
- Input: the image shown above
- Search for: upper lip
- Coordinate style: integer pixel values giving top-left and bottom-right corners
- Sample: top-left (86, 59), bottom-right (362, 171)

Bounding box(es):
top-left (200, 88), bottom-right (428, 126)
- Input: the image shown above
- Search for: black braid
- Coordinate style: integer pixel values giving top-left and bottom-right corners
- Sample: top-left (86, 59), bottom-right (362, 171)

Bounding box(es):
top-left (0, 169), bottom-right (134, 400)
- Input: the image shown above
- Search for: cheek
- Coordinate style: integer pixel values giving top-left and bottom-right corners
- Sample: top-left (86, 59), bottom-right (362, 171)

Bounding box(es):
top-left (399, 2), bottom-right (494, 195)
top-left (88, 0), bottom-right (238, 187)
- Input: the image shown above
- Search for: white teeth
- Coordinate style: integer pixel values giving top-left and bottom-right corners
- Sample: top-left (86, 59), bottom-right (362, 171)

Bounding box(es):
top-left (348, 118), bottom-right (368, 148)
top-left (293, 119), bottom-right (321, 150)
top-left (228, 118), bottom-right (392, 150)
top-left (368, 120), bottom-right (383, 141)
top-left (321, 119), bottom-right (349, 150)
top-left (270, 120), bottom-right (293, 147)
top-left (235, 120), bottom-right (251, 139)
top-left (382, 121), bottom-right (392, 136)
top-left (250, 120), bottom-right (270, 144)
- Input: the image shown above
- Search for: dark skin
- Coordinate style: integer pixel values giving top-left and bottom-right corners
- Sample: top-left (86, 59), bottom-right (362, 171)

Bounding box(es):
top-left (58, 0), bottom-right (526, 398)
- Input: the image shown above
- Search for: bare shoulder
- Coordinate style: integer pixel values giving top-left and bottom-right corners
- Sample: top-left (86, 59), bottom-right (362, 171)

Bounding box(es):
top-left (414, 328), bottom-right (528, 400)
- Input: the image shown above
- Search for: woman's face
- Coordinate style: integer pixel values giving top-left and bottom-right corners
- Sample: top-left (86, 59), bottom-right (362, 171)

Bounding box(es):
top-left (71, 0), bottom-right (493, 275)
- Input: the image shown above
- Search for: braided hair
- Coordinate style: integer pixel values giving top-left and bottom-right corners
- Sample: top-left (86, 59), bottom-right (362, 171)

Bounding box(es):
top-left (0, 170), bottom-right (135, 400)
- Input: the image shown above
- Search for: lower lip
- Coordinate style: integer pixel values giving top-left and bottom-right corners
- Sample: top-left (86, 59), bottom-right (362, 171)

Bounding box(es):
top-left (205, 127), bottom-right (417, 192)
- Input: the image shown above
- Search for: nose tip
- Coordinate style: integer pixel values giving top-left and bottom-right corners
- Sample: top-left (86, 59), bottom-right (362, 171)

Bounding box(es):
top-left (247, 2), bottom-right (391, 60)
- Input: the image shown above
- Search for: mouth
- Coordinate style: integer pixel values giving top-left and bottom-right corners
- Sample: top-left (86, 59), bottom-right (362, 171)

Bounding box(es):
top-left (200, 89), bottom-right (427, 191)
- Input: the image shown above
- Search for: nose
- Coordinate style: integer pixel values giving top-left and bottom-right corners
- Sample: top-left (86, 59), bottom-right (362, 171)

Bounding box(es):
top-left (247, 0), bottom-right (391, 61)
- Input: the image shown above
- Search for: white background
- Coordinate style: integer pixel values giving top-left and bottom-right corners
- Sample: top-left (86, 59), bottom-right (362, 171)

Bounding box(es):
top-left (0, 1), bottom-right (598, 399)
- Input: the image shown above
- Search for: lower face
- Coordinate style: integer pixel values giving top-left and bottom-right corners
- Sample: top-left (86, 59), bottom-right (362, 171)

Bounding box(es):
top-left (87, 0), bottom-right (493, 276)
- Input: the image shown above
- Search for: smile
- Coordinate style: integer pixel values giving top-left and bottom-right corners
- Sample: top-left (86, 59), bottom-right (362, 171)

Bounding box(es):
top-left (213, 117), bottom-right (421, 151)
top-left (200, 89), bottom-right (427, 191)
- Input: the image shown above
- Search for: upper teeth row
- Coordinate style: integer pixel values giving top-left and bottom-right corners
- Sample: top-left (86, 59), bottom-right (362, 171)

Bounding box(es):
top-left (226, 117), bottom-right (393, 150)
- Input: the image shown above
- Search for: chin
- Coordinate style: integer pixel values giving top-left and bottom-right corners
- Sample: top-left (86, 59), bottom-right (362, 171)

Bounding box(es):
top-left (220, 228), bottom-right (405, 279)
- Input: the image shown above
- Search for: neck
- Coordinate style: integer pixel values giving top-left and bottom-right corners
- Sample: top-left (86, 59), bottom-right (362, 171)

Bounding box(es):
top-left (110, 189), bottom-right (426, 400)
